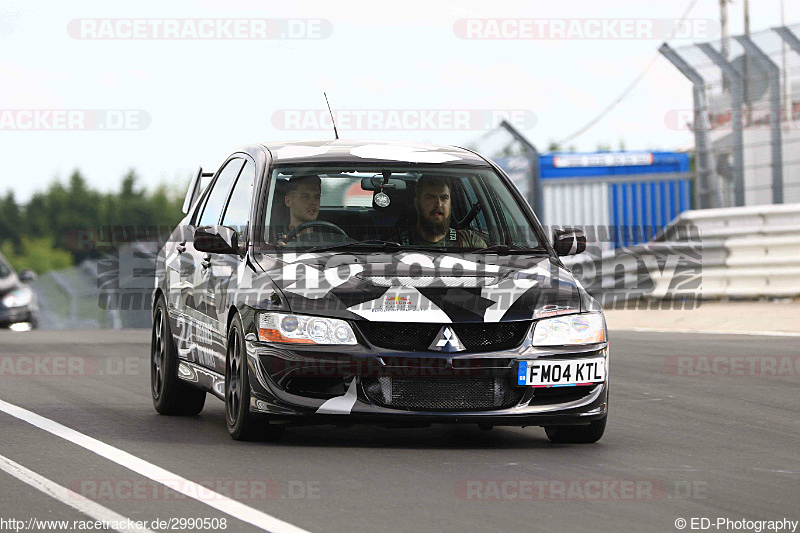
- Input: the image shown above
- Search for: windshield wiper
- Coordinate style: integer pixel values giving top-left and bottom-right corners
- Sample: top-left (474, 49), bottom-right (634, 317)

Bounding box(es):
top-left (305, 240), bottom-right (405, 253)
top-left (471, 244), bottom-right (548, 255)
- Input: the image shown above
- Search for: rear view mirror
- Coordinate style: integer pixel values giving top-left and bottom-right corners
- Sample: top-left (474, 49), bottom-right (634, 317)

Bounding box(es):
top-left (194, 225), bottom-right (238, 254)
top-left (360, 176), bottom-right (407, 191)
top-left (553, 228), bottom-right (586, 256)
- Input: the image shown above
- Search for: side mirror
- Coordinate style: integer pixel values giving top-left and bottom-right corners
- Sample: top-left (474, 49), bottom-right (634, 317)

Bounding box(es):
top-left (194, 225), bottom-right (239, 254)
top-left (18, 269), bottom-right (37, 282)
top-left (553, 228), bottom-right (586, 256)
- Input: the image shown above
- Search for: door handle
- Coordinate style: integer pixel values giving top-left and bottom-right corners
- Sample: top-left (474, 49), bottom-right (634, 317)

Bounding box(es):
top-left (201, 254), bottom-right (211, 270)
top-left (176, 242), bottom-right (186, 254)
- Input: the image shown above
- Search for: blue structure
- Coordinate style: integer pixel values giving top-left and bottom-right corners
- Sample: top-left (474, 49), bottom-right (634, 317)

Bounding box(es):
top-left (497, 151), bottom-right (692, 250)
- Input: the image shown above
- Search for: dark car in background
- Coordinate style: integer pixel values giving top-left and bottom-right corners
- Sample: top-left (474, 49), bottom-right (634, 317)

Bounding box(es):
top-left (152, 140), bottom-right (608, 443)
top-left (0, 252), bottom-right (39, 330)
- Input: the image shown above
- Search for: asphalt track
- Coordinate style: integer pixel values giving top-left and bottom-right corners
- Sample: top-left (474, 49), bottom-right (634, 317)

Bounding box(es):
top-left (0, 329), bottom-right (797, 533)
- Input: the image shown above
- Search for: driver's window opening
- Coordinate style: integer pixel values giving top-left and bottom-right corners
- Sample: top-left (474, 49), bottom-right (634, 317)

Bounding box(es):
top-left (265, 166), bottom-right (541, 251)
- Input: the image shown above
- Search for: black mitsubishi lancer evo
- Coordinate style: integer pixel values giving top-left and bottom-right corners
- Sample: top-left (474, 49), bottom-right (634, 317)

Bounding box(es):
top-left (151, 140), bottom-right (608, 442)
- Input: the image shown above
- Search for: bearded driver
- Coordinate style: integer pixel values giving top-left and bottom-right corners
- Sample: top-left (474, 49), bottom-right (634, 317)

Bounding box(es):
top-left (404, 175), bottom-right (487, 248)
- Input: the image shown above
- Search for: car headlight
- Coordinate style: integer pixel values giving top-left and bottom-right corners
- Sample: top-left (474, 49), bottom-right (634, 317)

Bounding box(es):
top-left (531, 312), bottom-right (606, 346)
top-left (2, 288), bottom-right (33, 308)
top-left (258, 312), bottom-right (357, 345)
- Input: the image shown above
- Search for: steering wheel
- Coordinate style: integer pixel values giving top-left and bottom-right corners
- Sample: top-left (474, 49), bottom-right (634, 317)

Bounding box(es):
top-left (282, 221), bottom-right (349, 242)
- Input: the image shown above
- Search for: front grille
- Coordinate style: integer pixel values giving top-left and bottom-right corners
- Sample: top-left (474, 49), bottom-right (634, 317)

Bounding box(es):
top-left (357, 321), bottom-right (529, 352)
top-left (362, 376), bottom-right (524, 411)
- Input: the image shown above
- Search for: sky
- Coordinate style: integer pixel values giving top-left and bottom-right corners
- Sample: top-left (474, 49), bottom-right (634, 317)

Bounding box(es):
top-left (1, 0), bottom-right (799, 203)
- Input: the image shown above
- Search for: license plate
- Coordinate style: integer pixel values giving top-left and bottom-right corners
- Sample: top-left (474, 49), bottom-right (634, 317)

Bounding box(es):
top-left (517, 358), bottom-right (605, 387)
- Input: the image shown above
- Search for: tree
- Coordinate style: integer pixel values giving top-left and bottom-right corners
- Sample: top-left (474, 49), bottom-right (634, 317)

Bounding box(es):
top-left (1, 236), bottom-right (72, 274)
top-left (0, 168), bottom-right (187, 274)
top-left (0, 191), bottom-right (22, 249)
top-left (60, 170), bottom-right (102, 263)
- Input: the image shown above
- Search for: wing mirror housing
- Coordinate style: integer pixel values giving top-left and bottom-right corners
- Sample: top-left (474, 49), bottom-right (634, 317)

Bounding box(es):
top-left (18, 269), bottom-right (37, 282)
top-left (194, 225), bottom-right (239, 254)
top-left (552, 228), bottom-right (587, 256)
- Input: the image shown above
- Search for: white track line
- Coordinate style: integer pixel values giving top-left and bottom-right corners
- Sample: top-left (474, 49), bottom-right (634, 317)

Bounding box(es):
top-left (610, 327), bottom-right (800, 337)
top-left (0, 398), bottom-right (310, 533)
top-left (0, 454), bottom-right (155, 533)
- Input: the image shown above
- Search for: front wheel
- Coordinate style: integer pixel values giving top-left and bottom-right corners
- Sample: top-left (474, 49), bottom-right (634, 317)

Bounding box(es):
top-left (225, 314), bottom-right (284, 441)
top-left (544, 415), bottom-right (607, 444)
top-left (151, 297), bottom-right (206, 415)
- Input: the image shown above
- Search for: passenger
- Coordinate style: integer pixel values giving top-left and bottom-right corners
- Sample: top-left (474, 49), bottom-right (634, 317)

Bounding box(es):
top-left (403, 175), bottom-right (487, 248)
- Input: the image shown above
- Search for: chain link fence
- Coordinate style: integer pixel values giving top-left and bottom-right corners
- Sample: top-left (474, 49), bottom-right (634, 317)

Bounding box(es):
top-left (661, 23), bottom-right (800, 209)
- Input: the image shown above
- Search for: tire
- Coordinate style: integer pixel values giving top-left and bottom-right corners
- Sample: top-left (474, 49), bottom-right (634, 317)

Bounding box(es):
top-left (544, 415), bottom-right (607, 444)
top-left (151, 296), bottom-right (206, 415)
top-left (225, 314), bottom-right (284, 442)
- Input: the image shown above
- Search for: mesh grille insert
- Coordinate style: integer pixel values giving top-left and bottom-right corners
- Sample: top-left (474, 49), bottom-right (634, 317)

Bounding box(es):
top-left (357, 321), bottom-right (529, 352)
top-left (362, 376), bottom-right (524, 411)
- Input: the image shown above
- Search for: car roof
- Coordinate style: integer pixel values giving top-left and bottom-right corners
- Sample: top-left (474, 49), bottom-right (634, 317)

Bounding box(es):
top-left (254, 139), bottom-right (492, 167)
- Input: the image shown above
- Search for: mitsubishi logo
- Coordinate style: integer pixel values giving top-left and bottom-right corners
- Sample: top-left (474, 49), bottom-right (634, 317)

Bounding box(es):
top-left (429, 326), bottom-right (465, 352)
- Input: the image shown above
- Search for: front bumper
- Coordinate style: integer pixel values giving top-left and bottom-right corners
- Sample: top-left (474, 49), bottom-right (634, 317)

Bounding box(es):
top-left (244, 333), bottom-right (609, 427)
top-left (0, 305), bottom-right (33, 328)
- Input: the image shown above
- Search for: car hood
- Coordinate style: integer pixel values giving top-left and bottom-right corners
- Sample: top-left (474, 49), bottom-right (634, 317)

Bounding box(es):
top-left (0, 275), bottom-right (21, 296)
top-left (253, 250), bottom-right (590, 323)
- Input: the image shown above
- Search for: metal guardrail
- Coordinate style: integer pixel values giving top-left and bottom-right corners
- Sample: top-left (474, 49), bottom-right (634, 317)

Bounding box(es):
top-left (564, 203), bottom-right (800, 301)
top-left (658, 203), bottom-right (800, 240)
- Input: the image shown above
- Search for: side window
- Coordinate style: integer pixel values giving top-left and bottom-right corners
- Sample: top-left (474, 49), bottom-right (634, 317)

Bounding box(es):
top-left (221, 160), bottom-right (256, 249)
top-left (487, 176), bottom-right (539, 248)
top-left (197, 158), bottom-right (244, 226)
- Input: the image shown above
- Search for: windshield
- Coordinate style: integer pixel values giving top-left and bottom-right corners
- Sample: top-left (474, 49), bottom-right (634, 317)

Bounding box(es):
top-left (261, 165), bottom-right (544, 252)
